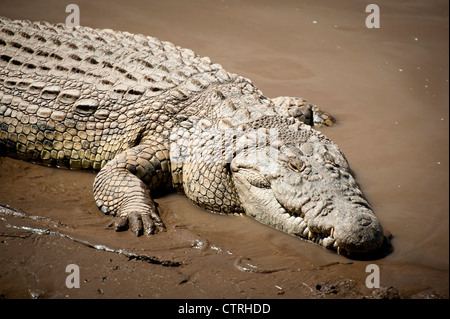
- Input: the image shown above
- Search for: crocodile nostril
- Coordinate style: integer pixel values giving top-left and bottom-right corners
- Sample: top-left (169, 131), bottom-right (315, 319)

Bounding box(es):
top-left (360, 217), bottom-right (372, 227)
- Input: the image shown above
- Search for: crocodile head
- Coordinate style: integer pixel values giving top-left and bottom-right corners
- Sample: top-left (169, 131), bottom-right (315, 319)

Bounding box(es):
top-left (230, 118), bottom-right (385, 255)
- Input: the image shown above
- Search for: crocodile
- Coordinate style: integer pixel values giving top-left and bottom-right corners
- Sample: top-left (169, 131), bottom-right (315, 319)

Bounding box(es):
top-left (0, 16), bottom-right (385, 255)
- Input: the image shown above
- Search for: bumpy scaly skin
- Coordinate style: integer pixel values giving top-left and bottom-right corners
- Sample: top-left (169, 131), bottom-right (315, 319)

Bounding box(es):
top-left (0, 17), bottom-right (383, 254)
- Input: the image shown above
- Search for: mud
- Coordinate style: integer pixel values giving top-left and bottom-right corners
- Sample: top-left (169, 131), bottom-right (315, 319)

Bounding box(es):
top-left (0, 0), bottom-right (448, 299)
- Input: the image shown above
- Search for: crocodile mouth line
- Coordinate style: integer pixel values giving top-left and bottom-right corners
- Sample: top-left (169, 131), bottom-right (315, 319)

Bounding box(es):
top-left (294, 215), bottom-right (339, 252)
top-left (282, 194), bottom-right (367, 255)
top-left (276, 202), bottom-right (342, 253)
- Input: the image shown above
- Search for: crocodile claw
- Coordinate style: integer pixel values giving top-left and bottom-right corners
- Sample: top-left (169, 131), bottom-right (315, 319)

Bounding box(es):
top-left (115, 212), bottom-right (166, 236)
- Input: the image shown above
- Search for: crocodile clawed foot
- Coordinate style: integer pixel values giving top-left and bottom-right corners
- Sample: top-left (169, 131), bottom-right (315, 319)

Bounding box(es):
top-left (272, 96), bottom-right (336, 127)
top-left (310, 105), bottom-right (336, 127)
top-left (288, 100), bottom-right (336, 127)
top-left (115, 211), bottom-right (166, 236)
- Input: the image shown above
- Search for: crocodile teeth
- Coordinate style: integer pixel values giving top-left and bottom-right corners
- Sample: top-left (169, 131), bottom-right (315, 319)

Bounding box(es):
top-left (322, 237), bottom-right (335, 248)
top-left (302, 227), bottom-right (310, 238)
top-left (308, 230), bottom-right (314, 239)
top-left (299, 220), bottom-right (307, 231)
top-left (330, 227), bottom-right (335, 238)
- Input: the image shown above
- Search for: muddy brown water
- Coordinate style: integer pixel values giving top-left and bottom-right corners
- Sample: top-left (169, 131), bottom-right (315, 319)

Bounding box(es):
top-left (0, 0), bottom-right (448, 299)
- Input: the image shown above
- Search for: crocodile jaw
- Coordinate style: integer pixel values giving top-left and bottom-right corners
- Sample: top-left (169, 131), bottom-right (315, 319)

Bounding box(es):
top-left (232, 169), bottom-right (384, 254)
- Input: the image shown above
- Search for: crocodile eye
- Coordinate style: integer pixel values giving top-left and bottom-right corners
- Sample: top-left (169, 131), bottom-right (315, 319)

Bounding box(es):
top-left (288, 159), bottom-right (306, 173)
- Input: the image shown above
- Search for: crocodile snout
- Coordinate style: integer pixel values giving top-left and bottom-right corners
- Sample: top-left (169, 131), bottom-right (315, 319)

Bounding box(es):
top-left (332, 210), bottom-right (384, 254)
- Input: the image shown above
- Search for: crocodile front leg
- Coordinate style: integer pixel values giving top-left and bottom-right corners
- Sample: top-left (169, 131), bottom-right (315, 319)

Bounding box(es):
top-left (93, 143), bottom-right (171, 236)
top-left (271, 96), bottom-right (336, 127)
